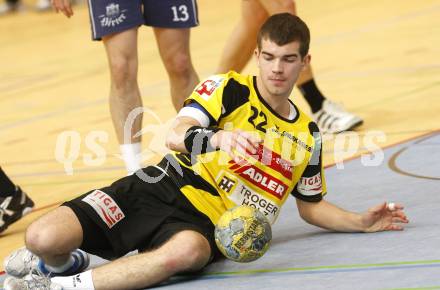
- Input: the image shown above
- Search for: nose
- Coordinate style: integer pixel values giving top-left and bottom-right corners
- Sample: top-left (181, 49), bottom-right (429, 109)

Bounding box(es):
top-left (272, 59), bottom-right (283, 74)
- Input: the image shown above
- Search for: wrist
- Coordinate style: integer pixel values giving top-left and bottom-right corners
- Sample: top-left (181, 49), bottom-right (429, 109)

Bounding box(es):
top-left (184, 126), bottom-right (221, 155)
top-left (209, 130), bottom-right (222, 150)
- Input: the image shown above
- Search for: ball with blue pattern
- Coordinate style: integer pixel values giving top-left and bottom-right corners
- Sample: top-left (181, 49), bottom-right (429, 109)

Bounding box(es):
top-left (215, 205), bottom-right (272, 262)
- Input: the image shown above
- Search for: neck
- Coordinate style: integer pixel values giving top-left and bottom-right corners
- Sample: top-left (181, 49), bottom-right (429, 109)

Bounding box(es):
top-left (256, 76), bottom-right (291, 118)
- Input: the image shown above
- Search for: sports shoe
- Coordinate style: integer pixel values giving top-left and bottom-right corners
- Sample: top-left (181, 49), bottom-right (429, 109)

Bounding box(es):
top-left (312, 99), bottom-right (363, 134)
top-left (3, 269), bottom-right (63, 290)
top-left (0, 187), bottom-right (34, 233)
top-left (4, 247), bottom-right (39, 277)
top-left (0, 1), bottom-right (23, 15)
top-left (4, 247), bottom-right (90, 278)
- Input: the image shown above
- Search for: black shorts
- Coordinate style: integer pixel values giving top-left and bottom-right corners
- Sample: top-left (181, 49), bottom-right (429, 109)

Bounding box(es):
top-left (88, 0), bottom-right (199, 40)
top-left (63, 159), bottom-right (217, 261)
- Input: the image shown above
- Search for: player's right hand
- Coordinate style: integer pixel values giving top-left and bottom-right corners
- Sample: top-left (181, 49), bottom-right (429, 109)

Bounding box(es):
top-left (51, 0), bottom-right (74, 18)
top-left (210, 129), bottom-right (262, 164)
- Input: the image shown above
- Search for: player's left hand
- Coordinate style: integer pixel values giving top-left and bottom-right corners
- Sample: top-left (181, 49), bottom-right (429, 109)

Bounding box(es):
top-left (361, 202), bottom-right (409, 233)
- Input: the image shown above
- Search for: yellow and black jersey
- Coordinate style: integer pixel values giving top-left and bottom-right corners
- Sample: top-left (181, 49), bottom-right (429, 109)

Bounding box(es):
top-left (168, 71), bottom-right (326, 225)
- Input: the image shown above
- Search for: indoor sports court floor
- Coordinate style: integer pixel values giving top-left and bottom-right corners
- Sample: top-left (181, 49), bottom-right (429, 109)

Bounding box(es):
top-left (1, 0), bottom-right (439, 289)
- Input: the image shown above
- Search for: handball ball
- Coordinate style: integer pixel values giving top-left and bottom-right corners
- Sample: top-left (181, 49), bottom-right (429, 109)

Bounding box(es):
top-left (214, 205), bottom-right (272, 262)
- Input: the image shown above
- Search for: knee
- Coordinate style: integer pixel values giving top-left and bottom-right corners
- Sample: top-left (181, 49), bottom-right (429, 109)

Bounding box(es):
top-left (252, 8), bottom-right (268, 26)
top-left (25, 222), bottom-right (58, 256)
top-left (163, 52), bottom-right (193, 79)
top-left (280, 0), bottom-right (296, 14)
top-left (163, 231), bottom-right (211, 273)
top-left (269, 0), bottom-right (296, 15)
top-left (108, 56), bottom-right (137, 89)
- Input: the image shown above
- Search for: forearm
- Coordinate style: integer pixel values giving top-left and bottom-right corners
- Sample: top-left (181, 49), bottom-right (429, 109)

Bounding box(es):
top-left (165, 117), bottom-right (221, 154)
top-left (165, 119), bottom-right (194, 153)
top-left (297, 199), bottom-right (366, 233)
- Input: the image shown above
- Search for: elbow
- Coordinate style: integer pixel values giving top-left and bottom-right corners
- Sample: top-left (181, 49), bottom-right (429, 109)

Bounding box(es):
top-left (165, 132), bottom-right (178, 151)
top-left (298, 210), bottom-right (312, 224)
top-left (297, 204), bottom-right (318, 225)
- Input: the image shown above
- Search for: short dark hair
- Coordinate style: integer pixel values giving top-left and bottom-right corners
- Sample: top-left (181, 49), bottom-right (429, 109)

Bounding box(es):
top-left (257, 13), bottom-right (310, 58)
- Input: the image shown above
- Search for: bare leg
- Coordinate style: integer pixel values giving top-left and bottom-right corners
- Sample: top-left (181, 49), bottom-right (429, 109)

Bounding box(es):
top-left (92, 230), bottom-right (211, 290)
top-left (25, 207), bottom-right (211, 290)
top-left (153, 28), bottom-right (199, 111)
top-left (216, 0), bottom-right (269, 74)
top-left (103, 28), bottom-right (143, 145)
top-left (25, 206), bottom-right (83, 267)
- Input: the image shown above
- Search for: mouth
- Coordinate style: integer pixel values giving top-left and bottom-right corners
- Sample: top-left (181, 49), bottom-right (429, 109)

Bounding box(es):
top-left (269, 78), bottom-right (286, 86)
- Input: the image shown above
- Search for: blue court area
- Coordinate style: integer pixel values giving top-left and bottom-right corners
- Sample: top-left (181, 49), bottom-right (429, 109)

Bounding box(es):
top-left (1, 132), bottom-right (439, 289)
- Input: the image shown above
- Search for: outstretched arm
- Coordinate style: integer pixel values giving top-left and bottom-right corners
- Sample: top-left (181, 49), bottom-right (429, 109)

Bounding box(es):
top-left (296, 199), bottom-right (409, 233)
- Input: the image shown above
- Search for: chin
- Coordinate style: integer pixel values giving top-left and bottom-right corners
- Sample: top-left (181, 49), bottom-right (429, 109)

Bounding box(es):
top-left (269, 87), bottom-right (287, 96)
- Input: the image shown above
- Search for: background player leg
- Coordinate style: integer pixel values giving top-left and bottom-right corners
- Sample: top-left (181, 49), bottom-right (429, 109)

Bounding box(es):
top-left (0, 167), bottom-right (34, 234)
top-left (215, 0), bottom-right (269, 74)
top-left (103, 28), bottom-right (143, 174)
top-left (153, 28), bottom-right (200, 111)
top-left (0, 0), bottom-right (22, 14)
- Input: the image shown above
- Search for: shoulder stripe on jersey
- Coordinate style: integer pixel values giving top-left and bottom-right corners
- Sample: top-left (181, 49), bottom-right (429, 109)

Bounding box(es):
top-left (177, 106), bottom-right (210, 127)
top-left (184, 100), bottom-right (217, 126)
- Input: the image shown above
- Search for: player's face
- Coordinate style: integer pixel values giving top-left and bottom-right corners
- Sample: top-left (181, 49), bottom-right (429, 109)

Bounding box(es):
top-left (256, 39), bottom-right (310, 98)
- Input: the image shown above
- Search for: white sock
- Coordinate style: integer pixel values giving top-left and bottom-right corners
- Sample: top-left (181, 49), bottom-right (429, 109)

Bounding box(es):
top-left (44, 256), bottom-right (75, 273)
top-left (120, 142), bottom-right (142, 175)
top-left (51, 270), bottom-right (95, 290)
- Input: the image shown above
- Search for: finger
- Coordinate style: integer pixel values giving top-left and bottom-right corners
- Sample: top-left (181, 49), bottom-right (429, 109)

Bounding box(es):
top-left (392, 217), bottom-right (409, 224)
top-left (230, 149), bottom-right (248, 166)
top-left (234, 134), bottom-right (256, 154)
top-left (224, 140), bottom-right (245, 165)
top-left (392, 210), bottom-right (408, 219)
top-left (234, 155), bottom-right (248, 166)
top-left (394, 203), bottom-right (404, 210)
top-left (239, 131), bottom-right (262, 151)
top-left (235, 135), bottom-right (255, 157)
top-left (241, 131), bottom-right (263, 144)
top-left (387, 202), bottom-right (404, 211)
top-left (385, 224), bottom-right (405, 231)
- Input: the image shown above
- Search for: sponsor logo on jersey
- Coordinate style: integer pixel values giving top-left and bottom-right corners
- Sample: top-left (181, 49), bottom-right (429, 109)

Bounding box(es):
top-left (269, 127), bottom-right (313, 152)
top-left (218, 175), bottom-right (237, 193)
top-left (99, 3), bottom-right (127, 28)
top-left (194, 76), bottom-right (225, 100)
top-left (244, 144), bottom-right (293, 179)
top-left (297, 173), bottom-right (322, 196)
top-left (229, 161), bottom-right (288, 200)
top-left (82, 190), bottom-right (125, 228)
top-left (228, 183), bottom-right (280, 224)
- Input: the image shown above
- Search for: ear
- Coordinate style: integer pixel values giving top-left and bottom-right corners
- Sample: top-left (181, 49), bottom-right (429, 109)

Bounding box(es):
top-left (254, 47), bottom-right (261, 65)
top-left (302, 54), bottom-right (311, 67)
